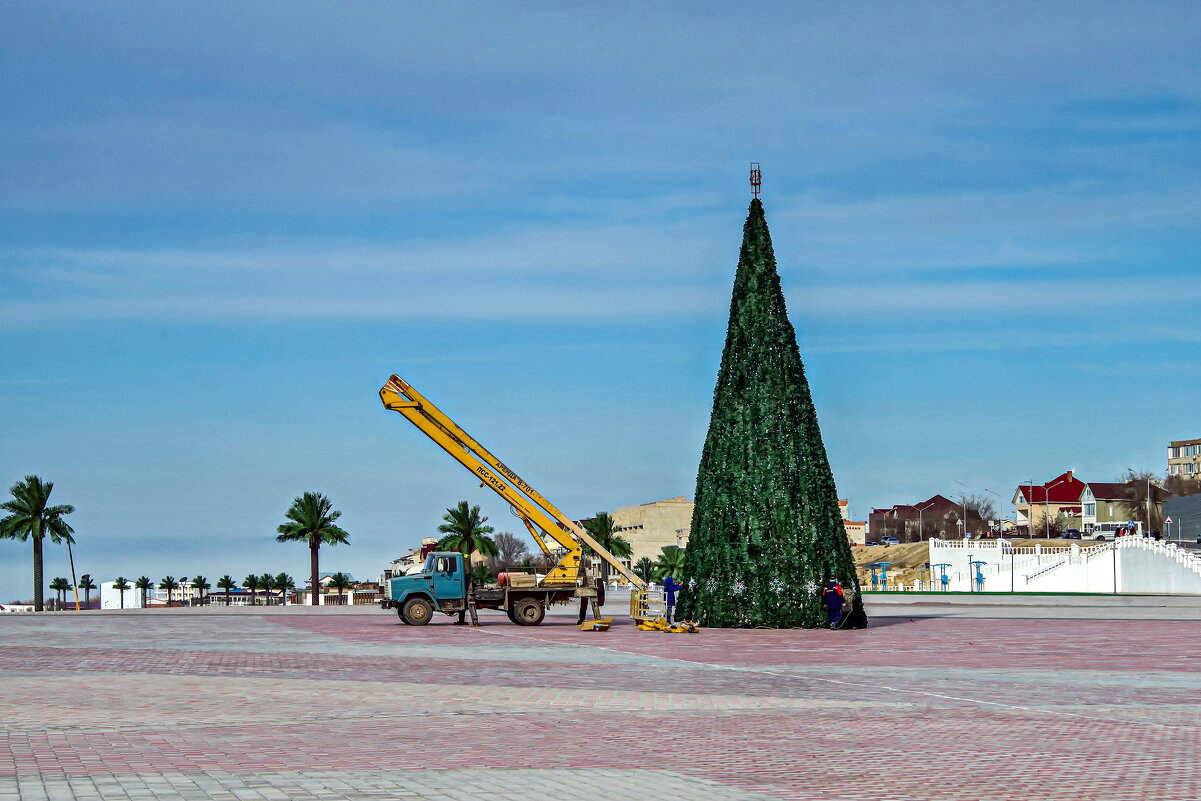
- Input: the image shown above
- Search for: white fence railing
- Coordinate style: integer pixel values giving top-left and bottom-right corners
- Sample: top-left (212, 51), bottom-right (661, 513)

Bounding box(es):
top-left (892, 536), bottom-right (1201, 592)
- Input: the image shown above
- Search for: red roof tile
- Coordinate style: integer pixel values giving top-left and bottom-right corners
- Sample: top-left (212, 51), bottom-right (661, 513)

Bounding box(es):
top-left (1018, 471), bottom-right (1087, 504)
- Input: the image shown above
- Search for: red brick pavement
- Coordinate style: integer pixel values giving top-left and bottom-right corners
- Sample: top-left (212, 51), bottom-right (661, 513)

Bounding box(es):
top-left (278, 612), bottom-right (1201, 673)
top-left (2, 612), bottom-right (1199, 800)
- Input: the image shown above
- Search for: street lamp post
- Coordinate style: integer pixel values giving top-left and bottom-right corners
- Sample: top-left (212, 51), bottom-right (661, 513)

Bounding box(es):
top-left (1023, 479), bottom-right (1035, 538)
top-left (1042, 477), bottom-right (1069, 539)
top-left (915, 499), bottom-right (935, 542)
top-left (66, 536), bottom-right (80, 611)
top-left (983, 488), bottom-right (1003, 538)
top-left (953, 480), bottom-right (970, 538)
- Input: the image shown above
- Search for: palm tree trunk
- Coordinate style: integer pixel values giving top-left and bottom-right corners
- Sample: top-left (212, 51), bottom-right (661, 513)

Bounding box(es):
top-left (33, 536), bottom-right (44, 612)
top-left (310, 538), bottom-right (320, 606)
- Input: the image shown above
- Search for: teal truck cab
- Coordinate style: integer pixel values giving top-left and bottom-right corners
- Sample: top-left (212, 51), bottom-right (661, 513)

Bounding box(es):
top-left (381, 551), bottom-right (596, 626)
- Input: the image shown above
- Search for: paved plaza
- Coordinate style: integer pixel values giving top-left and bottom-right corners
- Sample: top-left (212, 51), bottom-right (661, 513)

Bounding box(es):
top-left (2, 600), bottom-right (1199, 800)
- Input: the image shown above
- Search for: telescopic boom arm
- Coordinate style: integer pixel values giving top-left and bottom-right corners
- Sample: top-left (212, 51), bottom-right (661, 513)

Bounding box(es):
top-left (380, 375), bottom-right (646, 590)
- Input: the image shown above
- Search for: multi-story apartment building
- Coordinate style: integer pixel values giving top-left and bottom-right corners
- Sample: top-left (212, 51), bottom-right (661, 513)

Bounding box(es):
top-left (1168, 438), bottom-right (1201, 477)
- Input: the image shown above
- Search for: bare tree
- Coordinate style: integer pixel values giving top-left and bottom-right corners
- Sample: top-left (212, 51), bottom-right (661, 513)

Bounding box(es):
top-left (1120, 469), bottom-right (1164, 533)
top-left (1046, 512), bottom-right (1070, 539)
top-left (491, 531), bottom-right (531, 573)
top-left (958, 493), bottom-right (997, 522)
top-left (1164, 474), bottom-right (1201, 499)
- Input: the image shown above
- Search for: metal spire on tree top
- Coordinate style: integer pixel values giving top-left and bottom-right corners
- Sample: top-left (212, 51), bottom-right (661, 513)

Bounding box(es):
top-left (749, 162), bottom-right (761, 197)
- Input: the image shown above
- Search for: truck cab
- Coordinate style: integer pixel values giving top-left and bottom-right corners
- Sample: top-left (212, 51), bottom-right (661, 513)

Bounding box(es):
top-left (386, 551), bottom-right (467, 624)
top-left (383, 549), bottom-right (589, 627)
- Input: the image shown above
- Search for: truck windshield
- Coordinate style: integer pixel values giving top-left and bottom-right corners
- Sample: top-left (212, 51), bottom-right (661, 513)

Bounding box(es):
top-left (422, 553), bottom-right (435, 573)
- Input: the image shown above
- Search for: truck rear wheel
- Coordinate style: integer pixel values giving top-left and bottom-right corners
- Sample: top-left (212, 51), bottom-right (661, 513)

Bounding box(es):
top-left (402, 597), bottom-right (433, 626)
top-left (511, 597), bottom-right (545, 626)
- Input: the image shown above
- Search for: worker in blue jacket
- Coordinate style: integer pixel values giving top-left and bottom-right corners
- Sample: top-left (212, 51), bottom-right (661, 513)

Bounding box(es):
top-left (821, 581), bottom-right (845, 628)
top-left (663, 575), bottom-right (682, 624)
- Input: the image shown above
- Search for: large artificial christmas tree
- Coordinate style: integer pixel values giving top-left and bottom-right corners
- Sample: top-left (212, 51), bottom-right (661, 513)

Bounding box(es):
top-left (675, 197), bottom-right (866, 629)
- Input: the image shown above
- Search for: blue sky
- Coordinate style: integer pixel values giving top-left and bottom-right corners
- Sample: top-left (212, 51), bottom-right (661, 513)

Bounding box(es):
top-left (3, 2), bottom-right (1200, 599)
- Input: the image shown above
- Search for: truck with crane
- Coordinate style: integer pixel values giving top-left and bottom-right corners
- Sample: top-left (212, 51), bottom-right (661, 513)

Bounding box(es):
top-left (378, 374), bottom-right (651, 628)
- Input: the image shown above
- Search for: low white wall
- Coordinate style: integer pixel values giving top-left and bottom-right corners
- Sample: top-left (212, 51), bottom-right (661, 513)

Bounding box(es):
top-left (1023, 547), bottom-right (1116, 593)
top-left (100, 581), bottom-right (145, 609)
top-left (1117, 539), bottom-right (1201, 593)
top-left (934, 537), bottom-right (1201, 594)
top-left (929, 539), bottom-right (1083, 591)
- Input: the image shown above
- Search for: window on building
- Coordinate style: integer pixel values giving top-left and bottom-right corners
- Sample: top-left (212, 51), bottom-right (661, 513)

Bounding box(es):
top-left (1188, 464), bottom-right (1196, 474)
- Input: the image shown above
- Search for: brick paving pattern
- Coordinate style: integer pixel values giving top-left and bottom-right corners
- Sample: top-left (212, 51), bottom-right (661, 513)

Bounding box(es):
top-left (2, 609), bottom-right (1199, 800)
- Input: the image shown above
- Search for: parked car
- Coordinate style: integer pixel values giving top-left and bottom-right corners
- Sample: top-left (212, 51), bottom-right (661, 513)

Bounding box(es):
top-left (863, 541), bottom-right (879, 547)
top-left (881, 536), bottom-right (900, 546)
top-left (1064, 529), bottom-right (1081, 539)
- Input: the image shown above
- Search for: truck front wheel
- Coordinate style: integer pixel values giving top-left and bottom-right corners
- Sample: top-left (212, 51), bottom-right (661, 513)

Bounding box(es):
top-left (402, 597), bottom-right (434, 626)
top-left (511, 597), bottom-right (545, 626)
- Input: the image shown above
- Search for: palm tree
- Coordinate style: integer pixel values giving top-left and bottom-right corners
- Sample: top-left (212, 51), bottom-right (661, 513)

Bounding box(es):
top-left (470, 562), bottom-right (493, 587)
top-left (436, 501), bottom-right (497, 623)
top-left (79, 574), bottom-right (97, 608)
top-left (1, 475), bottom-right (76, 611)
top-left (113, 577), bottom-right (131, 609)
top-left (634, 557), bottom-right (655, 584)
top-left (159, 576), bottom-right (178, 606)
top-left (134, 576), bottom-right (153, 608)
top-left (328, 572), bottom-right (352, 605)
top-left (276, 491), bottom-right (350, 606)
top-left (273, 573), bottom-right (295, 606)
top-left (49, 577), bottom-right (71, 607)
top-left (192, 575), bottom-right (210, 605)
top-left (436, 501), bottom-right (498, 567)
top-left (216, 575), bottom-right (236, 606)
top-left (259, 573), bottom-right (275, 605)
top-left (242, 574), bottom-right (260, 605)
top-left (652, 545), bottom-right (686, 582)
top-left (582, 511), bottom-right (632, 583)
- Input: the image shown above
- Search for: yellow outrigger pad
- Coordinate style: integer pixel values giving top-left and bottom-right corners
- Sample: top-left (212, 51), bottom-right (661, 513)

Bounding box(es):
top-left (634, 618), bottom-right (700, 633)
top-left (578, 617), bottom-right (613, 631)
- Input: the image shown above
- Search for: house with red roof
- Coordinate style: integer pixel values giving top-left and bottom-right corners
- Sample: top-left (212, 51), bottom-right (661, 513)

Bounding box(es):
top-left (1012, 470), bottom-right (1087, 536)
top-left (1081, 480), bottom-right (1167, 534)
top-left (868, 494), bottom-right (985, 543)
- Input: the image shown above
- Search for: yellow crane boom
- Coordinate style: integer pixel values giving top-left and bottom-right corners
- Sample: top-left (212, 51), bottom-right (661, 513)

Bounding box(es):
top-left (380, 375), bottom-right (646, 591)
